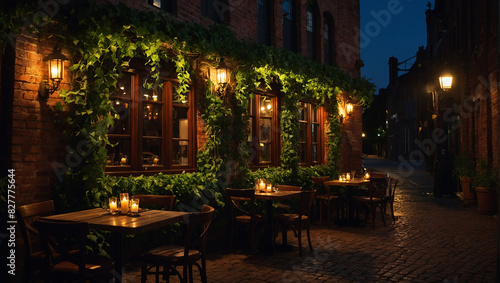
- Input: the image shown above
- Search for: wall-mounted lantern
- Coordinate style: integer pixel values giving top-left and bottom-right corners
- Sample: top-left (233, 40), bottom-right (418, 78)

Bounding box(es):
top-left (38, 47), bottom-right (68, 99)
top-left (210, 58), bottom-right (230, 93)
top-left (439, 71), bottom-right (453, 91)
top-left (346, 99), bottom-right (354, 115)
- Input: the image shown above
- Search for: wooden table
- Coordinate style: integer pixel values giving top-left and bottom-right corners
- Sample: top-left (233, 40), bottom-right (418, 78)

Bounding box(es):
top-left (41, 208), bottom-right (189, 281)
top-left (324, 178), bottom-right (370, 226)
top-left (255, 191), bottom-right (301, 254)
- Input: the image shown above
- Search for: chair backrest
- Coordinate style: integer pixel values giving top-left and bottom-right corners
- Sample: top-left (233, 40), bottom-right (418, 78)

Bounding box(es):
top-left (34, 220), bottom-right (89, 275)
top-left (183, 205), bottom-right (215, 256)
top-left (312, 176), bottom-right (330, 185)
top-left (297, 190), bottom-right (316, 217)
top-left (226, 188), bottom-right (256, 220)
top-left (277, 184), bottom-right (302, 191)
top-left (16, 200), bottom-right (55, 259)
top-left (388, 178), bottom-right (399, 199)
top-left (370, 172), bottom-right (387, 178)
top-left (369, 176), bottom-right (388, 199)
top-left (131, 194), bottom-right (176, 210)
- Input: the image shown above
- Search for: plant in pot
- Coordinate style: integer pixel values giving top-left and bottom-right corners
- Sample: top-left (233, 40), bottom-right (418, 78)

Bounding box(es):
top-left (452, 154), bottom-right (475, 201)
top-left (472, 161), bottom-right (498, 215)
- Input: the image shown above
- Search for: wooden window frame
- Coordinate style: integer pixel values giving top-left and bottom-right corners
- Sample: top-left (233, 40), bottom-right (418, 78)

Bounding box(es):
top-left (298, 101), bottom-right (324, 166)
top-left (106, 71), bottom-right (196, 176)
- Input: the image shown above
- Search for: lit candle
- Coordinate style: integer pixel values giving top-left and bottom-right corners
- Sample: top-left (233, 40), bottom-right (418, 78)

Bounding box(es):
top-left (109, 197), bottom-right (118, 213)
top-left (131, 202), bottom-right (138, 213)
top-left (364, 172), bottom-right (370, 179)
top-left (346, 173), bottom-right (351, 181)
top-left (153, 157), bottom-right (159, 165)
top-left (120, 193), bottom-right (129, 214)
top-left (259, 180), bottom-right (266, 191)
top-left (266, 184), bottom-right (272, 193)
top-left (121, 157), bottom-right (126, 165)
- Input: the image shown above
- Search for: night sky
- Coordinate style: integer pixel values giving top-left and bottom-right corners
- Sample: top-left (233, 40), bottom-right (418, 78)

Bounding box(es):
top-left (360, 0), bottom-right (435, 93)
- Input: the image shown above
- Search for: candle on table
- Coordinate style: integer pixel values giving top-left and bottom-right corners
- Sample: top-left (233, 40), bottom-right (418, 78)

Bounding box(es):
top-left (120, 193), bottom-right (129, 214)
top-left (259, 180), bottom-right (266, 191)
top-left (109, 197), bottom-right (118, 214)
top-left (266, 184), bottom-right (272, 193)
top-left (121, 157), bottom-right (127, 165)
top-left (153, 157), bottom-right (159, 165)
top-left (364, 172), bottom-right (370, 179)
top-left (346, 173), bottom-right (351, 181)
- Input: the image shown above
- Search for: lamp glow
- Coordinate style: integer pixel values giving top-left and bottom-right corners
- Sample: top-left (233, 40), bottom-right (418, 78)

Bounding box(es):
top-left (439, 73), bottom-right (453, 91)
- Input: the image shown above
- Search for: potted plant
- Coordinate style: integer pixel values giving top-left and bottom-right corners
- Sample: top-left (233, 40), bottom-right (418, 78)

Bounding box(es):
top-left (472, 161), bottom-right (498, 215)
top-left (452, 154), bottom-right (475, 201)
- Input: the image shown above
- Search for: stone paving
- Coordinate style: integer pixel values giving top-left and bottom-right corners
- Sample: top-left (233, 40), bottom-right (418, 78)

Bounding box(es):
top-left (122, 158), bottom-right (498, 283)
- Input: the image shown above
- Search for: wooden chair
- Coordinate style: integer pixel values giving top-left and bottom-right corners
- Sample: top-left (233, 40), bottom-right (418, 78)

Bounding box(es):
top-left (34, 219), bottom-right (114, 283)
top-left (16, 200), bottom-right (55, 283)
top-left (353, 176), bottom-right (388, 228)
top-left (141, 205), bottom-right (215, 283)
top-left (312, 176), bottom-right (342, 223)
top-left (275, 184), bottom-right (302, 211)
top-left (273, 190), bottom-right (316, 257)
top-left (131, 194), bottom-right (176, 210)
top-left (384, 178), bottom-right (399, 222)
top-left (226, 188), bottom-right (264, 254)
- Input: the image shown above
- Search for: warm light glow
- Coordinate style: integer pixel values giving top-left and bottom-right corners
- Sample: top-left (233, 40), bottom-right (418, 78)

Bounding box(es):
top-left (216, 68), bottom-right (227, 85)
top-left (439, 74), bottom-right (453, 91)
top-left (266, 103), bottom-right (272, 110)
top-left (120, 193), bottom-right (129, 214)
top-left (362, 133), bottom-right (366, 137)
top-left (346, 102), bottom-right (354, 114)
top-left (48, 59), bottom-right (65, 81)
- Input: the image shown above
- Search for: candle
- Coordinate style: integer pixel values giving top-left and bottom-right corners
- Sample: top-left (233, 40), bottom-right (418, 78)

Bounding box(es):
top-left (120, 193), bottom-right (129, 214)
top-left (259, 180), bottom-right (266, 191)
top-left (153, 157), bottom-right (159, 165)
top-left (346, 173), bottom-right (351, 181)
top-left (131, 202), bottom-right (138, 213)
top-left (152, 95), bottom-right (158, 101)
top-left (121, 157), bottom-right (126, 165)
top-left (109, 197), bottom-right (118, 214)
top-left (266, 184), bottom-right (272, 193)
top-left (364, 172), bottom-right (370, 179)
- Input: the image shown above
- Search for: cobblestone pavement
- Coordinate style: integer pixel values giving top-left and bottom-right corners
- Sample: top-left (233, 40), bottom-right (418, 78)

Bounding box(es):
top-left (122, 158), bottom-right (498, 282)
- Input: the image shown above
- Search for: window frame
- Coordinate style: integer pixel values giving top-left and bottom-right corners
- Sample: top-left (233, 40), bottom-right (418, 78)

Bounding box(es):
top-left (106, 71), bottom-right (197, 176)
top-left (298, 101), bottom-right (324, 166)
top-left (282, 0), bottom-right (298, 52)
top-left (247, 92), bottom-right (280, 168)
top-left (257, 0), bottom-right (272, 45)
top-left (323, 13), bottom-right (336, 66)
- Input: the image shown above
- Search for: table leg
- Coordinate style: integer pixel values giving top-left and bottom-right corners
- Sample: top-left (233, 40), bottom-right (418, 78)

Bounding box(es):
top-left (111, 232), bottom-right (123, 282)
top-left (261, 200), bottom-right (275, 255)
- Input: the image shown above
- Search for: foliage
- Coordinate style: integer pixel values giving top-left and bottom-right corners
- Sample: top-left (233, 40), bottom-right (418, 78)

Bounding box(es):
top-left (452, 153), bottom-right (475, 179)
top-left (472, 160), bottom-right (498, 190)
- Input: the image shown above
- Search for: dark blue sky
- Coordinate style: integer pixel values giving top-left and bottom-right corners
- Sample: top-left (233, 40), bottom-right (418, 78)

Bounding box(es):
top-left (360, 0), bottom-right (434, 93)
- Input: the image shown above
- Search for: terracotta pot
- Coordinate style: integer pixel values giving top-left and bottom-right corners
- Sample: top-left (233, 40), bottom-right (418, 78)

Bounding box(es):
top-left (460, 177), bottom-right (474, 200)
top-left (475, 187), bottom-right (496, 215)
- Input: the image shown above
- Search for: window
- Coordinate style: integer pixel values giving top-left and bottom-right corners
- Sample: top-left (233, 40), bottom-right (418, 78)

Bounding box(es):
top-left (282, 0), bottom-right (297, 52)
top-left (323, 13), bottom-right (335, 65)
top-left (106, 72), bottom-right (195, 173)
top-left (298, 102), bottom-right (323, 166)
top-left (247, 94), bottom-right (279, 166)
top-left (201, 0), bottom-right (229, 24)
top-left (306, 4), bottom-right (318, 59)
top-left (148, 0), bottom-right (176, 14)
top-left (257, 0), bottom-right (271, 45)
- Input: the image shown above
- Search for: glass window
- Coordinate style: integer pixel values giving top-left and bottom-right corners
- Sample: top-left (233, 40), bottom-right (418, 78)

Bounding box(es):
top-left (148, 0), bottom-right (176, 14)
top-left (324, 14), bottom-right (335, 65)
top-left (282, 0), bottom-right (297, 52)
top-left (201, 0), bottom-right (229, 24)
top-left (257, 0), bottom-right (271, 45)
top-left (106, 72), bottom-right (195, 173)
top-left (306, 5), bottom-right (317, 59)
top-left (298, 102), bottom-right (323, 166)
top-left (247, 94), bottom-right (279, 166)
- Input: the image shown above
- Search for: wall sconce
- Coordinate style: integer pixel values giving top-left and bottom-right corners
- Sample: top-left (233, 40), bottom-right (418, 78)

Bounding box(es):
top-left (38, 47), bottom-right (68, 99)
top-left (210, 58), bottom-right (230, 93)
top-left (346, 100), bottom-right (354, 115)
top-left (439, 71), bottom-right (453, 91)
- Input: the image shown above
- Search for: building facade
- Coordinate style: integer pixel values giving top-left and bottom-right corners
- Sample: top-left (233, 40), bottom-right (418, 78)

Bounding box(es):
top-left (1, 0), bottom-right (368, 206)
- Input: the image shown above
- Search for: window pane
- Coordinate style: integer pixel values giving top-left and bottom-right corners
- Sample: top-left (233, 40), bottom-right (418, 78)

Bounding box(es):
top-left (260, 143), bottom-right (271, 162)
top-left (247, 118), bottom-right (253, 142)
top-left (312, 144), bottom-right (318, 162)
top-left (115, 74), bottom-right (132, 98)
top-left (312, 106), bottom-right (318, 122)
top-left (298, 102), bottom-right (306, 121)
top-left (259, 96), bottom-right (273, 116)
top-left (299, 122), bottom-right (307, 142)
top-left (110, 99), bottom-right (130, 134)
top-left (260, 118), bottom-right (272, 142)
top-left (106, 138), bottom-right (130, 166)
top-left (312, 123), bottom-right (318, 143)
top-left (257, 0), bottom-right (270, 45)
top-left (142, 80), bottom-right (163, 102)
top-left (143, 103), bottom-right (162, 137)
top-left (172, 140), bottom-right (189, 165)
top-left (172, 84), bottom-right (189, 105)
top-left (143, 138), bottom-right (162, 165)
top-left (173, 108), bottom-right (189, 139)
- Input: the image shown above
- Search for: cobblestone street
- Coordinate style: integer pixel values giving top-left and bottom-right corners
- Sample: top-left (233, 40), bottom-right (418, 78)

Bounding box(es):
top-left (122, 157), bottom-right (498, 282)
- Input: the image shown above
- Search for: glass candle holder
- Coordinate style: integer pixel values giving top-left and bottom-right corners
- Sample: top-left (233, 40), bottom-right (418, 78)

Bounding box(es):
top-left (120, 193), bottom-right (129, 214)
top-left (129, 198), bottom-right (140, 216)
top-left (259, 179), bottom-right (266, 192)
top-left (364, 172), bottom-right (371, 180)
top-left (266, 184), bottom-right (272, 193)
top-left (109, 197), bottom-right (119, 215)
top-left (346, 173), bottom-right (351, 181)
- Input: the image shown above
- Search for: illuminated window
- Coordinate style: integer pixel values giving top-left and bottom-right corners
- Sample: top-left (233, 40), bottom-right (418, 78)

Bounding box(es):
top-left (148, 0), bottom-right (176, 14)
top-left (247, 94), bottom-right (279, 166)
top-left (106, 73), bottom-right (195, 173)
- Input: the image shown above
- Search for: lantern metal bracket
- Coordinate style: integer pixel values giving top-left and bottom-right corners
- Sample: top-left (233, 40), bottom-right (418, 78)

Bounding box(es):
top-left (38, 79), bottom-right (61, 99)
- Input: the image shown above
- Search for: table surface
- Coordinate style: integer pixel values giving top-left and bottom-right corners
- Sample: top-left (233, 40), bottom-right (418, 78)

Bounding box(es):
top-left (324, 178), bottom-right (370, 187)
top-left (255, 190), bottom-right (301, 201)
top-left (41, 208), bottom-right (189, 234)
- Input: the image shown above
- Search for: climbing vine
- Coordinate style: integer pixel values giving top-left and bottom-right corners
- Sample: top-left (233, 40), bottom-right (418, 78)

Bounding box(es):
top-left (1, 0), bottom-right (375, 211)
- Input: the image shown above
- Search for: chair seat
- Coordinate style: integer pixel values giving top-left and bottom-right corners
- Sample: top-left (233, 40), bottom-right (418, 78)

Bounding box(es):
top-left (52, 255), bottom-right (114, 276)
top-left (353, 196), bottom-right (384, 203)
top-left (143, 245), bottom-right (202, 263)
top-left (274, 213), bottom-right (309, 223)
top-left (235, 214), bottom-right (264, 223)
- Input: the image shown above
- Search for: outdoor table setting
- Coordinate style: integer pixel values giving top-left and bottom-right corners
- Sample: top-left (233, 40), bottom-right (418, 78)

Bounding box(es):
top-left (40, 193), bottom-right (189, 281)
top-left (324, 172), bottom-right (371, 226)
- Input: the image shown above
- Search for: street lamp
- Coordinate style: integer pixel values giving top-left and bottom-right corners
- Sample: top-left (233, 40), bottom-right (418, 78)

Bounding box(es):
top-left (38, 46), bottom-right (68, 99)
top-left (439, 72), bottom-right (453, 91)
top-left (210, 58), bottom-right (230, 93)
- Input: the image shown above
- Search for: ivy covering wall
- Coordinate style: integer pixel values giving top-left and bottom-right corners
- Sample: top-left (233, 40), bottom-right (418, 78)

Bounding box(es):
top-left (2, 0), bottom-right (375, 214)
